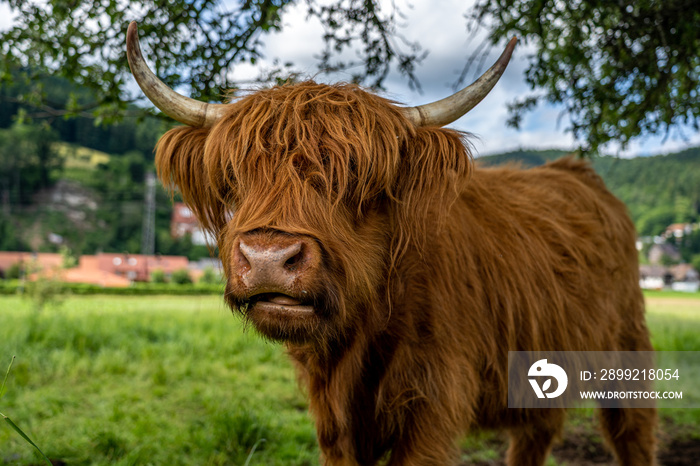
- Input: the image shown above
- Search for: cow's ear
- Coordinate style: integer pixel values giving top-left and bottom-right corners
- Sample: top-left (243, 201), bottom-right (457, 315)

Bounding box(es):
top-left (391, 127), bottom-right (472, 257)
top-left (155, 126), bottom-right (227, 233)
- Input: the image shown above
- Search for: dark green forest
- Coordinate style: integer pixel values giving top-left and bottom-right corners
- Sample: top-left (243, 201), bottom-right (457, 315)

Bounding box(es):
top-left (0, 72), bottom-right (210, 259)
top-left (0, 70), bottom-right (166, 157)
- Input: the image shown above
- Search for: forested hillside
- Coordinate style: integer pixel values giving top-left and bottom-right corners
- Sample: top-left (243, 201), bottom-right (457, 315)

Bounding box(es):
top-left (594, 149), bottom-right (700, 237)
top-left (0, 69), bottom-right (166, 156)
top-left (0, 69), bottom-right (216, 258)
top-left (478, 148), bottom-right (700, 237)
top-left (0, 130), bottom-right (209, 259)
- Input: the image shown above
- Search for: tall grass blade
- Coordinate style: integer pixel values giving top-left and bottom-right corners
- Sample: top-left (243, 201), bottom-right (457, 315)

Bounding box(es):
top-left (1, 356), bottom-right (52, 465)
top-left (243, 438), bottom-right (266, 466)
top-left (0, 356), bottom-right (15, 398)
top-left (1, 415), bottom-right (53, 465)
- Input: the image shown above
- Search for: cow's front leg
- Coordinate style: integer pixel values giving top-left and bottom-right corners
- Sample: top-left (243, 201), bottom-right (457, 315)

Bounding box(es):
top-left (386, 430), bottom-right (460, 466)
top-left (318, 427), bottom-right (366, 466)
top-left (384, 406), bottom-right (466, 466)
top-left (505, 409), bottom-right (565, 466)
top-left (317, 435), bottom-right (354, 465)
top-left (320, 451), bottom-right (361, 466)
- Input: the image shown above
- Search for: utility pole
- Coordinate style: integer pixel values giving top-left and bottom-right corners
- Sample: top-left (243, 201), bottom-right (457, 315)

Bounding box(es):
top-left (141, 171), bottom-right (156, 256)
top-left (1, 185), bottom-right (9, 216)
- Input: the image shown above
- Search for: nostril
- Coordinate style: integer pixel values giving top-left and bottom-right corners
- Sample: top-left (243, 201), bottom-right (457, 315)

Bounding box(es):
top-left (284, 246), bottom-right (305, 271)
top-left (235, 240), bottom-right (253, 272)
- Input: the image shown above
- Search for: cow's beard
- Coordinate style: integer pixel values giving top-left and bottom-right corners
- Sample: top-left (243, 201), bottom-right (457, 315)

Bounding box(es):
top-left (225, 283), bottom-right (344, 345)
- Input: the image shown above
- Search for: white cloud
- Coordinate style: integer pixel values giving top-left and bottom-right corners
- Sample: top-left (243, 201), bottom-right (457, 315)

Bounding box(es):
top-left (604, 129), bottom-right (700, 158)
top-left (0, 4), bottom-right (17, 31)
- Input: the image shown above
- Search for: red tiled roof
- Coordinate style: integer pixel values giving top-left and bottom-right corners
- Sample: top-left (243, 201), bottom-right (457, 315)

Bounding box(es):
top-left (0, 251), bottom-right (190, 285)
top-left (0, 252), bottom-right (63, 272)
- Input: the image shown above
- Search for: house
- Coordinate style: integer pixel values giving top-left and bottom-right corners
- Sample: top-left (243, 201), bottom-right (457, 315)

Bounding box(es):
top-left (647, 243), bottom-right (681, 265)
top-left (639, 265), bottom-right (672, 290)
top-left (58, 264), bottom-right (131, 287)
top-left (0, 252), bottom-right (63, 278)
top-left (669, 264), bottom-right (700, 292)
top-left (83, 253), bottom-right (189, 282)
top-left (0, 251), bottom-right (190, 287)
top-left (146, 254), bottom-right (191, 280)
top-left (170, 202), bottom-right (211, 245)
top-left (62, 253), bottom-right (190, 285)
top-left (664, 223), bottom-right (692, 239)
top-left (639, 263), bottom-right (700, 292)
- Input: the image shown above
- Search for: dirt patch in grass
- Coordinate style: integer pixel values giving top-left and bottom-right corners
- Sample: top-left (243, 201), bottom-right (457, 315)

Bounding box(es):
top-left (460, 418), bottom-right (700, 465)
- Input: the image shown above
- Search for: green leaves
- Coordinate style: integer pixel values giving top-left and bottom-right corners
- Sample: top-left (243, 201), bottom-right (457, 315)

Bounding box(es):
top-left (1, 0), bottom-right (297, 123)
top-left (1, 0), bottom-right (423, 125)
top-left (309, 0), bottom-right (426, 90)
top-left (471, 0), bottom-right (700, 154)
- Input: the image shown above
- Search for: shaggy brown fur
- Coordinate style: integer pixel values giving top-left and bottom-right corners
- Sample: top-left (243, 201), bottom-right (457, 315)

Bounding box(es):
top-left (155, 81), bottom-right (657, 465)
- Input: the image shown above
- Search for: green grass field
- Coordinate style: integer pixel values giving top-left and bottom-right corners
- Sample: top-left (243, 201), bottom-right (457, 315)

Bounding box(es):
top-left (0, 292), bottom-right (698, 465)
top-left (0, 296), bottom-right (316, 465)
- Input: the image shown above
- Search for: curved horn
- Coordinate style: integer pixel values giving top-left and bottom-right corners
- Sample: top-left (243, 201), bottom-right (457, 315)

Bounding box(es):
top-left (126, 21), bottom-right (230, 127)
top-left (402, 37), bottom-right (517, 127)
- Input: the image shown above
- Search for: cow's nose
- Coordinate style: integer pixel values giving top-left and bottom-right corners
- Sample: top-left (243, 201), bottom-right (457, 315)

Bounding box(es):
top-left (234, 235), bottom-right (313, 290)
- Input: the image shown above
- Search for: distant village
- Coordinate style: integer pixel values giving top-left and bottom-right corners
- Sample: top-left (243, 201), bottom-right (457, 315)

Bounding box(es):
top-left (0, 203), bottom-right (221, 287)
top-left (638, 223), bottom-right (699, 292)
top-left (0, 203), bottom-right (698, 292)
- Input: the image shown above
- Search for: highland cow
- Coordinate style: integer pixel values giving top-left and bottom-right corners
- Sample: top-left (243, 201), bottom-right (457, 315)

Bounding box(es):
top-left (127, 22), bottom-right (657, 465)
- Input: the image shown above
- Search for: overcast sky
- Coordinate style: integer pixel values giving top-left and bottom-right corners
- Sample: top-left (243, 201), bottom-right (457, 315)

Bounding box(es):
top-left (2, 0), bottom-right (698, 158)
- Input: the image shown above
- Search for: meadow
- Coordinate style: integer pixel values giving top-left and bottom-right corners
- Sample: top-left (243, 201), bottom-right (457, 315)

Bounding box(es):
top-left (0, 291), bottom-right (698, 465)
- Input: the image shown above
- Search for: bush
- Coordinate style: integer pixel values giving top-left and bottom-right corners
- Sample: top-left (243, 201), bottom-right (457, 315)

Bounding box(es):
top-left (24, 276), bottom-right (67, 312)
top-left (4, 262), bottom-right (22, 280)
top-left (691, 254), bottom-right (700, 274)
top-left (171, 268), bottom-right (193, 285)
top-left (60, 245), bottom-right (78, 269)
top-left (0, 280), bottom-right (21, 294)
top-left (0, 280), bottom-right (223, 296)
top-left (150, 269), bottom-right (167, 283)
top-left (199, 266), bottom-right (222, 285)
